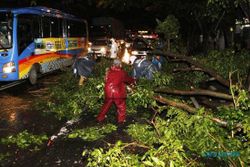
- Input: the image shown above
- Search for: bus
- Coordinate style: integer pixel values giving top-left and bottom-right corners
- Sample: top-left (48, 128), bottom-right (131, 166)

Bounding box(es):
top-left (0, 6), bottom-right (88, 85)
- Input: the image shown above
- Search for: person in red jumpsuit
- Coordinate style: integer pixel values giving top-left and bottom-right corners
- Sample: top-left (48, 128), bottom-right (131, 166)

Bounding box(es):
top-left (97, 59), bottom-right (135, 123)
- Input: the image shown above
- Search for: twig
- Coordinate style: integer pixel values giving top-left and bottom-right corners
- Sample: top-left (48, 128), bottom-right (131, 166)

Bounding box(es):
top-left (122, 142), bottom-right (150, 149)
top-left (150, 107), bottom-right (159, 122)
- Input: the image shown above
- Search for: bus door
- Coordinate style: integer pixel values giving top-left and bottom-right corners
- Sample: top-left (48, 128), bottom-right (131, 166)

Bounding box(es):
top-left (17, 14), bottom-right (41, 80)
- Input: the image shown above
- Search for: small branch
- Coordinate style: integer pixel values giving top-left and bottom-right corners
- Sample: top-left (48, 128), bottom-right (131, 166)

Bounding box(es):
top-left (150, 107), bottom-right (159, 122)
top-left (210, 118), bottom-right (227, 126)
top-left (122, 142), bottom-right (150, 149)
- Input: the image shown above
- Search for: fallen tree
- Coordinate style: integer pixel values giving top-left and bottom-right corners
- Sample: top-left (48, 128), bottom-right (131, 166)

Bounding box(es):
top-left (152, 51), bottom-right (230, 87)
top-left (38, 57), bottom-right (249, 167)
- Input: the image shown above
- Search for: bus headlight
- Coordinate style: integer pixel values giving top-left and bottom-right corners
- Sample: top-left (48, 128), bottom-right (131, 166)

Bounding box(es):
top-left (3, 61), bottom-right (16, 73)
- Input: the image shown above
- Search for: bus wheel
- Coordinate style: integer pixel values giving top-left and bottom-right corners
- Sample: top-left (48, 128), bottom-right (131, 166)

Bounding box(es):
top-left (29, 66), bottom-right (38, 85)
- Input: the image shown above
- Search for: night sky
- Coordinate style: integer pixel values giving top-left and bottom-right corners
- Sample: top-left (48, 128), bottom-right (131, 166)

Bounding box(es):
top-left (0, 0), bottom-right (157, 30)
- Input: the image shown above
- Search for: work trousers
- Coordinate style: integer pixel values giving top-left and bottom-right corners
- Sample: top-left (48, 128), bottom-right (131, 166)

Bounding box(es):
top-left (97, 98), bottom-right (126, 123)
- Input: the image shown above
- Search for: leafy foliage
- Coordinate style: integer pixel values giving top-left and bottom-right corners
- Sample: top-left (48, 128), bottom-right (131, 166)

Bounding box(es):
top-left (198, 49), bottom-right (250, 80)
top-left (0, 130), bottom-right (48, 149)
top-left (126, 123), bottom-right (158, 145)
top-left (68, 124), bottom-right (117, 141)
top-left (86, 141), bottom-right (141, 167)
top-left (37, 58), bottom-right (112, 120)
top-left (40, 58), bottom-right (172, 119)
top-left (37, 54), bottom-right (250, 166)
top-left (156, 15), bottom-right (180, 40)
top-left (0, 153), bottom-right (10, 162)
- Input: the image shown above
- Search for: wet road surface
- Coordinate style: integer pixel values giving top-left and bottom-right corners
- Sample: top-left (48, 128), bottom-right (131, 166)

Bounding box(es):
top-left (0, 70), bottom-right (133, 167)
top-left (0, 71), bottom-right (68, 166)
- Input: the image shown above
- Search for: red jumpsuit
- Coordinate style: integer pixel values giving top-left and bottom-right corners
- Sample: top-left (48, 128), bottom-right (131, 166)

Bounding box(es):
top-left (97, 65), bottom-right (135, 123)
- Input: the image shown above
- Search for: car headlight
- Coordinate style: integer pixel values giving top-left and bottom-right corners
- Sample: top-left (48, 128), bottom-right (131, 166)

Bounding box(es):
top-left (100, 47), bottom-right (106, 53)
top-left (3, 61), bottom-right (16, 73)
top-left (131, 51), bottom-right (138, 55)
top-left (88, 47), bottom-right (92, 52)
top-left (125, 43), bottom-right (130, 48)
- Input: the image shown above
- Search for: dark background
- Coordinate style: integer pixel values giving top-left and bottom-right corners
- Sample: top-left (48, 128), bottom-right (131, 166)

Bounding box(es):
top-left (0, 0), bottom-right (157, 30)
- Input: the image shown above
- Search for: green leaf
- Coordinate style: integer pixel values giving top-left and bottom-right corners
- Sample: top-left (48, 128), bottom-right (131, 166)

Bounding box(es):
top-left (143, 160), bottom-right (154, 166)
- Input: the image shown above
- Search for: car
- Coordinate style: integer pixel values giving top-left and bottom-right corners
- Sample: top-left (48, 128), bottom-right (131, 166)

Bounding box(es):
top-left (129, 38), bottom-right (153, 56)
top-left (125, 37), bottom-right (133, 48)
top-left (88, 38), bottom-right (111, 57)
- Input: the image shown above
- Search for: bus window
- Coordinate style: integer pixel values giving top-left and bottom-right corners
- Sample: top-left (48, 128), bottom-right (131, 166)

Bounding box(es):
top-left (42, 16), bottom-right (51, 38)
top-left (0, 12), bottom-right (12, 49)
top-left (50, 17), bottom-right (62, 37)
top-left (62, 19), bottom-right (67, 38)
top-left (67, 20), bottom-right (73, 37)
top-left (58, 18), bottom-right (63, 38)
top-left (17, 14), bottom-right (41, 55)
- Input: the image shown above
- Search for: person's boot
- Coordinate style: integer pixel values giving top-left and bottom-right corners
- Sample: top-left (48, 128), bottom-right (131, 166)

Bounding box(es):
top-left (79, 76), bottom-right (85, 86)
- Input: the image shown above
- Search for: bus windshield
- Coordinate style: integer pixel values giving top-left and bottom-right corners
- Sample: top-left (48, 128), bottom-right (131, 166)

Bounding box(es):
top-left (0, 12), bottom-right (12, 49)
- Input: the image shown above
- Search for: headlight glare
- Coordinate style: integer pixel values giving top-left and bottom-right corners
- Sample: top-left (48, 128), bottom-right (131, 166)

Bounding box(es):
top-left (3, 61), bottom-right (16, 73)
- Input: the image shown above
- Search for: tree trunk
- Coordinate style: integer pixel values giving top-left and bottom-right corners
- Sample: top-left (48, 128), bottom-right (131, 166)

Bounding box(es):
top-left (167, 39), bottom-right (171, 51)
top-left (247, 68), bottom-right (250, 92)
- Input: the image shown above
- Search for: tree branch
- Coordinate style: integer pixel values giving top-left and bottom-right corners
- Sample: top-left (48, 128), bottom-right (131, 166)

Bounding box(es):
top-left (155, 88), bottom-right (232, 100)
top-left (173, 67), bottom-right (203, 72)
top-left (154, 96), bottom-right (196, 113)
top-left (153, 51), bottom-right (230, 87)
top-left (153, 95), bottom-right (228, 126)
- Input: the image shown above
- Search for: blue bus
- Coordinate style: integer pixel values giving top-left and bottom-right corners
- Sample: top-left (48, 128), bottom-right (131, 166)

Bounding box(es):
top-left (0, 6), bottom-right (88, 84)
